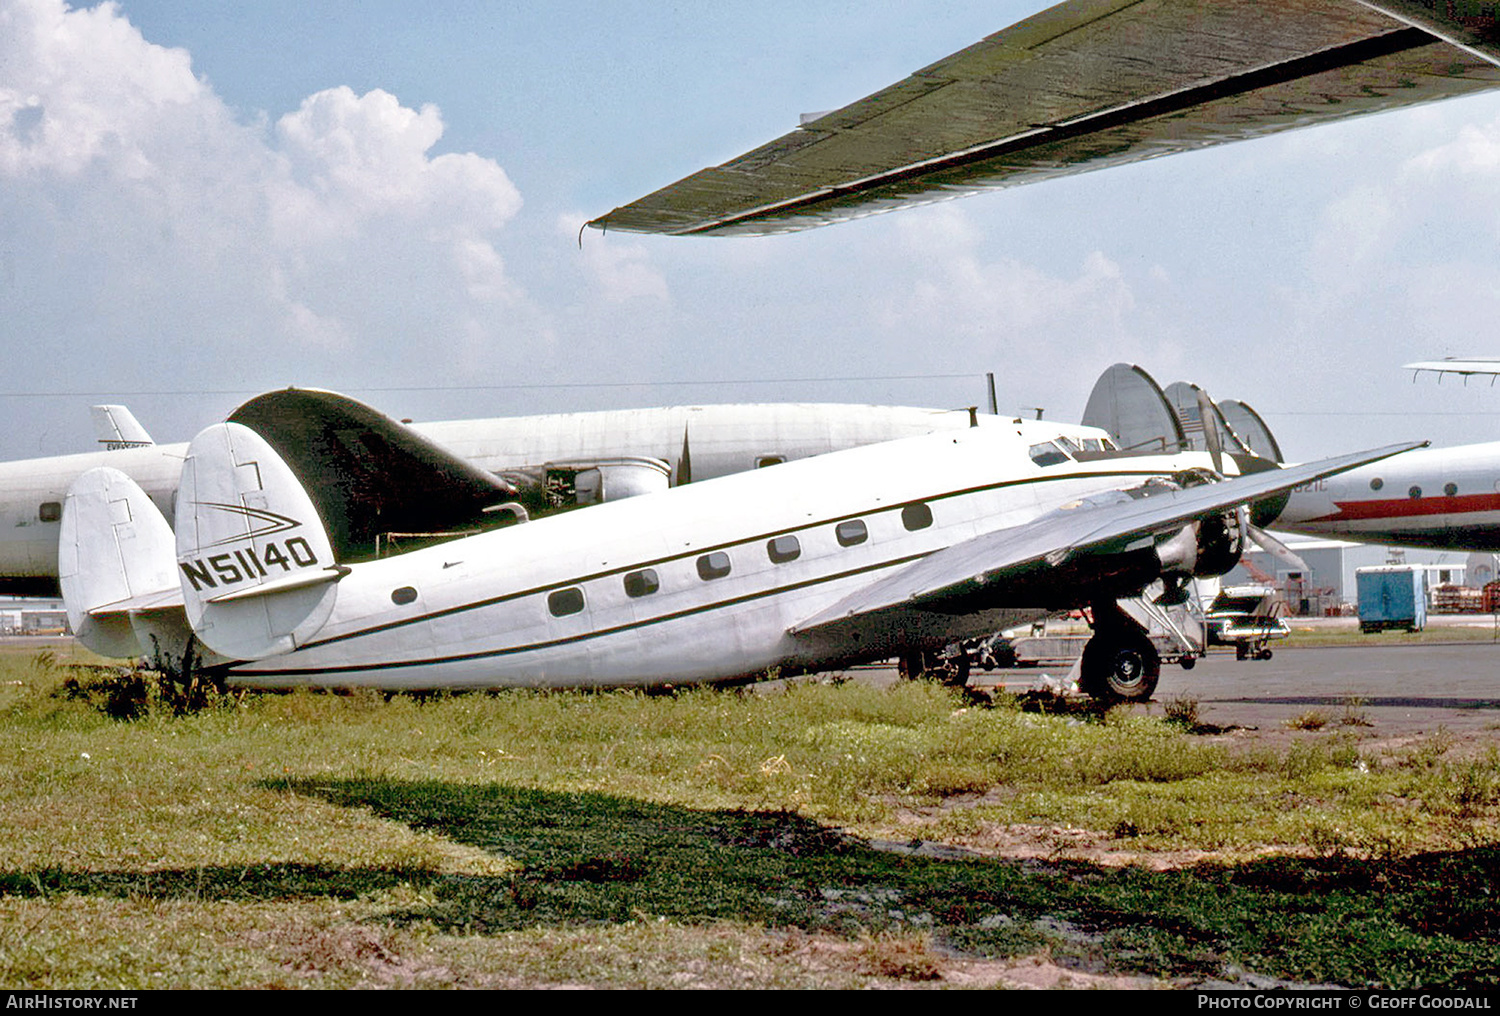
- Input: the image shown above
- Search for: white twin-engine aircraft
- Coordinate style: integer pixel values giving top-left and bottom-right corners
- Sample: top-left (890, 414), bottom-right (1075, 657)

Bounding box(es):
top-left (59, 401), bottom-right (1416, 702)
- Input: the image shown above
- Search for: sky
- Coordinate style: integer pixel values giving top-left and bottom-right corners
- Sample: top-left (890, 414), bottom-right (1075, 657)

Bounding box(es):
top-left (6, 0), bottom-right (1500, 462)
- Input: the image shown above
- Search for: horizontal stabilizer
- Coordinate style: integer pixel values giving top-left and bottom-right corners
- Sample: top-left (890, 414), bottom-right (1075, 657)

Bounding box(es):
top-left (177, 422), bottom-right (343, 661)
top-left (59, 467), bottom-right (180, 658)
top-left (229, 388), bottom-right (516, 562)
top-left (791, 442), bottom-right (1423, 635)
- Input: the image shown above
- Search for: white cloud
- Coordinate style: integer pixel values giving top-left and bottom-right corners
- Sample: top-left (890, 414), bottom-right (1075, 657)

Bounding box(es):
top-left (272, 87), bottom-right (521, 244)
top-left (1404, 120), bottom-right (1500, 181)
top-left (0, 0), bottom-right (205, 177)
top-left (878, 205), bottom-right (1138, 348)
top-left (0, 0), bottom-right (532, 405)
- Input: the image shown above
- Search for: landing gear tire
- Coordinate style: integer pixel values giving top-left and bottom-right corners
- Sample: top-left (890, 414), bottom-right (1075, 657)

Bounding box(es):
top-left (1179, 655), bottom-right (1197, 671)
top-left (1080, 633), bottom-right (1160, 703)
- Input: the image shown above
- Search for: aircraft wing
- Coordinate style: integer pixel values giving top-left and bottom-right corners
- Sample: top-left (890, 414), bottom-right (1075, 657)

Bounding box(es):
top-left (791, 441), bottom-right (1422, 634)
top-left (1404, 358), bottom-right (1500, 379)
top-left (588, 0), bottom-right (1500, 236)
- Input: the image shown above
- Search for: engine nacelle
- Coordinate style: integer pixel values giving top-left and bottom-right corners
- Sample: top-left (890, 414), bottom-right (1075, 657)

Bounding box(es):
top-left (1153, 505), bottom-right (1248, 580)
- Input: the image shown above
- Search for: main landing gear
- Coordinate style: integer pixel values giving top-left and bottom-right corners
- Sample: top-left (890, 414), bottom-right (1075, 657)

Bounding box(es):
top-left (897, 647), bottom-right (971, 688)
top-left (1079, 602), bottom-right (1160, 703)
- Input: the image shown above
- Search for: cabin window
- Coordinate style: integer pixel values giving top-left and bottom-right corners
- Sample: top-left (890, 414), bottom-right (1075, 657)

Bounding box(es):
top-left (38, 502), bottom-right (61, 523)
top-left (1369, 478), bottom-right (1384, 491)
top-left (901, 503), bottom-right (933, 531)
top-left (548, 587), bottom-right (585, 617)
top-left (767, 535), bottom-right (801, 563)
top-left (1408, 485), bottom-right (1422, 499)
top-left (755, 455), bottom-right (785, 468)
top-left (835, 519), bottom-right (868, 547)
top-left (391, 586), bottom-right (418, 606)
top-left (697, 552), bottom-right (732, 581)
top-left (623, 569), bottom-right (659, 598)
top-left (1028, 442), bottom-right (1070, 467)
top-left (1445, 482), bottom-right (1459, 497)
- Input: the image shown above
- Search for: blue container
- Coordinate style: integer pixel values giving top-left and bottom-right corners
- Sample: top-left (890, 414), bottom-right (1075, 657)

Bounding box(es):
top-left (1356, 565), bottom-right (1428, 633)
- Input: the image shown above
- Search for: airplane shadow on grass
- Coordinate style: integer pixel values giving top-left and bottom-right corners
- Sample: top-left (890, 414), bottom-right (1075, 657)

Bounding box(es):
top-left (3, 777), bottom-right (1499, 988)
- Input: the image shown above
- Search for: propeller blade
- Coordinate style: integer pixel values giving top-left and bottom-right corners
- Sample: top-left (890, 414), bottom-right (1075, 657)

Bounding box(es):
top-left (1196, 388), bottom-right (1224, 475)
top-left (1248, 524), bottom-right (1309, 573)
top-left (676, 425), bottom-right (692, 485)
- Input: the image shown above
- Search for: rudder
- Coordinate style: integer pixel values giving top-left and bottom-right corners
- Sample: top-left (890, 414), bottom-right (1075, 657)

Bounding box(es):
top-left (176, 422), bottom-right (346, 661)
top-left (59, 467), bottom-right (178, 658)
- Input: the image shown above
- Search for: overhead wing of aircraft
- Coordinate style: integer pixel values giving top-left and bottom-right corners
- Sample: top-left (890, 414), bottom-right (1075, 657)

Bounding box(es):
top-left (587, 0), bottom-right (1500, 236)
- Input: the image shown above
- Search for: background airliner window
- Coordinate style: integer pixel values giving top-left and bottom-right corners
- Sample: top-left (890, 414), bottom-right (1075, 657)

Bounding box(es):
top-left (697, 552), bottom-right (731, 580)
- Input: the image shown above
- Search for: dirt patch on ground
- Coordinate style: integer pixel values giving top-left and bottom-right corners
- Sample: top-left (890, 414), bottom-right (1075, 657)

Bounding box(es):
top-left (874, 821), bottom-right (1269, 870)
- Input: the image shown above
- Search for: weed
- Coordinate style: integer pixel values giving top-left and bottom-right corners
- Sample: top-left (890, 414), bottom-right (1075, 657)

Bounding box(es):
top-left (1162, 695), bottom-right (1200, 731)
top-left (1285, 710), bottom-right (1330, 732)
top-left (50, 661), bottom-right (232, 720)
top-left (55, 668), bottom-right (149, 720)
top-left (1401, 729), bottom-right (1457, 770)
top-left (1338, 697), bottom-right (1373, 728)
top-left (1305, 822), bottom-right (1351, 858)
top-left (852, 933), bottom-right (941, 981)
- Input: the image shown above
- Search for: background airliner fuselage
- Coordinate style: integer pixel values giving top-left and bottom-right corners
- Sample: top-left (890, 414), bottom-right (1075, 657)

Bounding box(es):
top-left (1, 402), bottom-right (992, 595)
top-left (1278, 442), bottom-right (1500, 550)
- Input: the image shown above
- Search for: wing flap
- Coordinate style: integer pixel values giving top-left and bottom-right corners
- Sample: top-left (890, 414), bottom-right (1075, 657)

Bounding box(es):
top-left (791, 441), bottom-right (1423, 634)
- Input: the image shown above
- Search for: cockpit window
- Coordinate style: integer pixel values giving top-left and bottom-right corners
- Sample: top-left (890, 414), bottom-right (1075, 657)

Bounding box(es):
top-left (1028, 442), bottom-right (1071, 468)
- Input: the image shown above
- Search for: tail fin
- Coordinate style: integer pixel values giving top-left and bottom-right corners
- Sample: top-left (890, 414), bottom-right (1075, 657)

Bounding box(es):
top-left (176, 422), bottom-right (346, 661)
top-left (90, 405), bottom-right (154, 448)
top-left (59, 467), bottom-right (179, 658)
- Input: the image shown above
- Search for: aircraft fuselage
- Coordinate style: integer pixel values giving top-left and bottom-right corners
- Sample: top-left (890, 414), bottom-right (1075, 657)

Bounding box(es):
top-left (223, 422), bottom-right (1214, 690)
top-left (1277, 441), bottom-right (1500, 551)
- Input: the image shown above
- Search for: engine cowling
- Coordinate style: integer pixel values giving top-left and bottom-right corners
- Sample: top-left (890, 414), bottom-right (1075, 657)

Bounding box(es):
top-left (1153, 505), bottom-right (1248, 581)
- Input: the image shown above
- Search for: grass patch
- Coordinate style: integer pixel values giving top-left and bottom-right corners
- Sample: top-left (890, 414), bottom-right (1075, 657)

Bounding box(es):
top-left (1, 647), bottom-right (1498, 988)
top-left (1280, 624), bottom-right (1500, 648)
